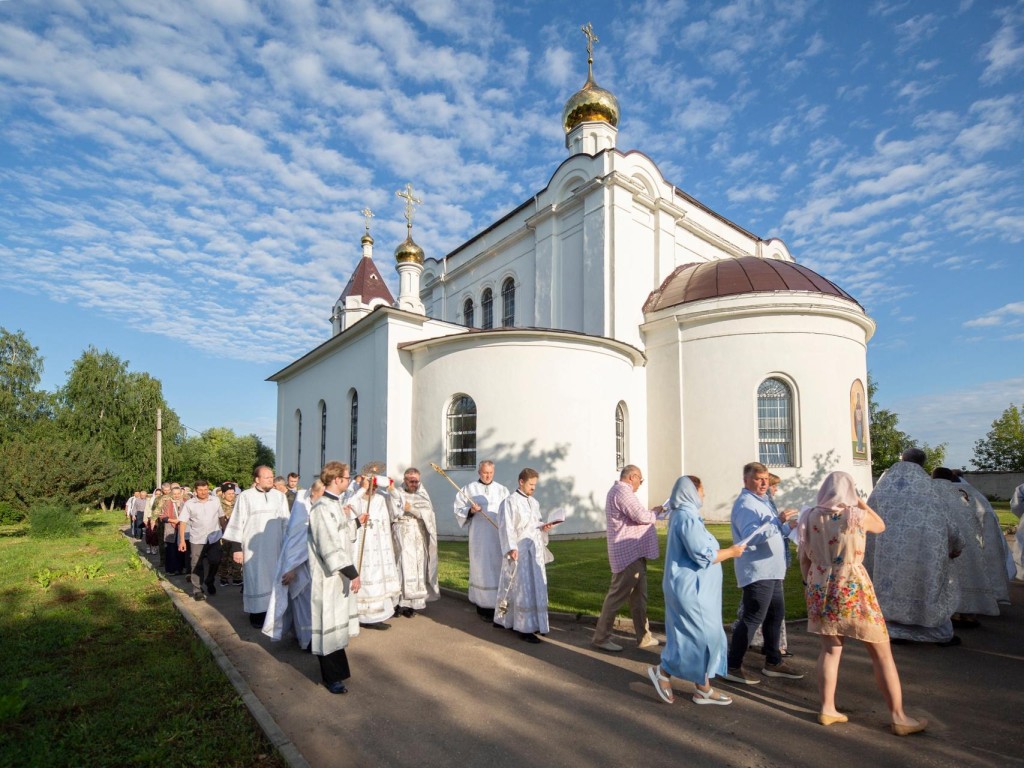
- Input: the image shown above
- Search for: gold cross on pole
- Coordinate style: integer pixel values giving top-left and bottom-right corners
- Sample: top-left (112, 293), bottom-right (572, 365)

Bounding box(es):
top-left (361, 207), bottom-right (374, 235)
top-left (581, 21), bottom-right (598, 78)
top-left (396, 183), bottom-right (422, 232)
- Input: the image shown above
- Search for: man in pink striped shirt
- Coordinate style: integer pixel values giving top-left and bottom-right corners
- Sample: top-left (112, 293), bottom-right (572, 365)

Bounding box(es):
top-left (592, 465), bottom-right (663, 652)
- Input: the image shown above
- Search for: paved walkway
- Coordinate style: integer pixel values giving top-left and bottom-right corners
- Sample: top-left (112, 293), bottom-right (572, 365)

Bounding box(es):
top-left (139, 538), bottom-right (1022, 768)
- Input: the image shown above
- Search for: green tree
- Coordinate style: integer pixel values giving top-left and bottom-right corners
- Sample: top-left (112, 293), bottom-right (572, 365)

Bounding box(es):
top-left (868, 376), bottom-right (946, 475)
top-left (169, 428), bottom-right (275, 484)
top-left (0, 327), bottom-right (50, 437)
top-left (56, 347), bottom-right (182, 502)
top-left (972, 404), bottom-right (1024, 471)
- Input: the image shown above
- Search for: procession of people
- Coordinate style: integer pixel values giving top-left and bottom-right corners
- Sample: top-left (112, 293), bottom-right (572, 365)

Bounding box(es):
top-left (125, 450), bottom-right (1018, 736)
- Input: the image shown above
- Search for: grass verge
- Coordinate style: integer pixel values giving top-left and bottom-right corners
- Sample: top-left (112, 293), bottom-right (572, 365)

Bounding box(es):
top-left (439, 523), bottom-right (808, 623)
top-left (0, 511), bottom-right (285, 768)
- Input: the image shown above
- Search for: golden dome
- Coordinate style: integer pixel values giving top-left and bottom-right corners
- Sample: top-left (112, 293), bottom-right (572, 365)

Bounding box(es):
top-left (394, 236), bottom-right (424, 264)
top-left (361, 232), bottom-right (373, 245)
top-left (562, 76), bottom-right (620, 133)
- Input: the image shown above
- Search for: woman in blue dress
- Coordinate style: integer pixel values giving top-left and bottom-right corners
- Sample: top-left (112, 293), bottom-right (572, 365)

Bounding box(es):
top-left (648, 476), bottom-right (745, 705)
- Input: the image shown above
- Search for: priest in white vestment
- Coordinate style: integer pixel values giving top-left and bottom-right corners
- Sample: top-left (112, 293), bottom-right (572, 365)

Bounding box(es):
top-left (865, 450), bottom-right (965, 645)
top-left (454, 460), bottom-right (509, 622)
top-left (308, 461), bottom-right (362, 694)
top-left (223, 465), bottom-right (292, 627)
top-left (1012, 483), bottom-right (1024, 581)
top-left (390, 468), bottom-right (439, 617)
top-left (353, 464), bottom-right (402, 627)
top-left (495, 468), bottom-right (556, 643)
top-left (263, 480), bottom-right (327, 648)
top-left (957, 476), bottom-right (1014, 598)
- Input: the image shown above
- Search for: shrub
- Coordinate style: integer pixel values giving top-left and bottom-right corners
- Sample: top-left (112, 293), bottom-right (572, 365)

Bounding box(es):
top-left (27, 502), bottom-right (81, 539)
top-left (0, 501), bottom-right (24, 525)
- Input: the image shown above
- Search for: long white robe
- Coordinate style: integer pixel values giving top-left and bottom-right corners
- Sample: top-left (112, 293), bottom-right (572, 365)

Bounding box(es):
top-left (454, 480), bottom-right (508, 609)
top-left (865, 461), bottom-right (964, 641)
top-left (495, 490), bottom-right (550, 634)
top-left (960, 480), bottom-right (1012, 601)
top-left (391, 486), bottom-right (439, 610)
top-left (308, 493), bottom-right (361, 656)
top-left (354, 486), bottom-right (401, 623)
top-left (936, 479), bottom-right (1000, 616)
top-left (263, 490), bottom-right (314, 648)
top-left (1012, 484), bottom-right (1024, 581)
top-left (223, 487), bottom-right (290, 614)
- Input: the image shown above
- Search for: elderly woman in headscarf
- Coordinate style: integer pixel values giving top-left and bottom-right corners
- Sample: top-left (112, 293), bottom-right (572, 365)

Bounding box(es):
top-left (648, 476), bottom-right (745, 705)
top-left (799, 471), bottom-right (926, 735)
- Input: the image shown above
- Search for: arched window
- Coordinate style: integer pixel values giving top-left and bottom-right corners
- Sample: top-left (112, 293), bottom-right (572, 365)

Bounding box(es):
top-left (296, 410), bottom-right (302, 478)
top-left (501, 277), bottom-right (515, 327)
top-left (319, 401), bottom-right (327, 469)
top-left (446, 394), bottom-right (477, 468)
top-left (481, 288), bottom-right (493, 329)
top-left (349, 390), bottom-right (358, 469)
top-left (757, 378), bottom-right (794, 467)
top-left (615, 401), bottom-right (627, 470)
top-left (463, 297), bottom-right (474, 328)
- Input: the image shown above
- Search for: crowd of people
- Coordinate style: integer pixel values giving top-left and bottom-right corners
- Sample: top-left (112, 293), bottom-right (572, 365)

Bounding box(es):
top-left (123, 451), bottom-right (1018, 731)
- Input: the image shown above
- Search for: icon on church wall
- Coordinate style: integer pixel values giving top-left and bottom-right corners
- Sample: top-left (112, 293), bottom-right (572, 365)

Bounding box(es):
top-left (850, 379), bottom-right (868, 462)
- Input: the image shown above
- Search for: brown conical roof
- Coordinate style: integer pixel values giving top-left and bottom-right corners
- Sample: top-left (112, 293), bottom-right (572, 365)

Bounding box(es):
top-left (338, 255), bottom-right (394, 306)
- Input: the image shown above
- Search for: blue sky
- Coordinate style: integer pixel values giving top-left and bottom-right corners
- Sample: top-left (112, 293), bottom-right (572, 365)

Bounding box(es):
top-left (1, 0), bottom-right (1021, 469)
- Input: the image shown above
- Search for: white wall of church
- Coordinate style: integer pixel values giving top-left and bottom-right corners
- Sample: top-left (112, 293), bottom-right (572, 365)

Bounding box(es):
top-left (402, 332), bottom-right (647, 536)
top-left (644, 293), bottom-right (874, 521)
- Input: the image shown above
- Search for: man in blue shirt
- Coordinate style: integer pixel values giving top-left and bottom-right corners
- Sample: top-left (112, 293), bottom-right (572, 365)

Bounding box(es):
top-left (723, 462), bottom-right (803, 684)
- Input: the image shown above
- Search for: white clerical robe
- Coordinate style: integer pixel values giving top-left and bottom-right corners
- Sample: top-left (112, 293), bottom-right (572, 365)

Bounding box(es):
top-left (354, 486), bottom-right (401, 623)
top-left (936, 479), bottom-right (1001, 616)
top-left (263, 489), bottom-right (316, 648)
top-left (223, 487), bottom-right (290, 614)
top-left (1012, 484), bottom-right (1024, 581)
top-left (454, 480), bottom-right (509, 609)
top-left (391, 486), bottom-right (439, 610)
top-left (960, 480), bottom-right (1013, 600)
top-left (308, 492), bottom-right (361, 656)
top-left (495, 490), bottom-right (550, 634)
top-left (865, 461), bottom-right (964, 641)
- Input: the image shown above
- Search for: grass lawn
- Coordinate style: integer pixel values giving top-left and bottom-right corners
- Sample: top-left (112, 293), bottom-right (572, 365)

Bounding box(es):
top-left (439, 523), bottom-right (809, 623)
top-left (992, 500), bottom-right (1018, 529)
top-left (0, 511), bottom-right (285, 768)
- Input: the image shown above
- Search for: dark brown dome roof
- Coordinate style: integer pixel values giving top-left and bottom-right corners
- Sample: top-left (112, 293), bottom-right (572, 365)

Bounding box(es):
top-left (643, 256), bottom-right (859, 313)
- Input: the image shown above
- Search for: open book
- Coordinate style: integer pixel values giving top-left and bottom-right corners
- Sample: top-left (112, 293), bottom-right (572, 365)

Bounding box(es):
top-left (538, 506), bottom-right (568, 528)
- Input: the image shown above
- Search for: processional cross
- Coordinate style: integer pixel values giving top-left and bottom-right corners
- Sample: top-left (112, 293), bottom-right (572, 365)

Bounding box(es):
top-left (396, 182), bottom-right (422, 234)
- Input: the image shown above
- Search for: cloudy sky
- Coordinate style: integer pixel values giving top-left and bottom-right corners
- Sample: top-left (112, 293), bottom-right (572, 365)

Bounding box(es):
top-left (1, 0), bottom-right (1021, 468)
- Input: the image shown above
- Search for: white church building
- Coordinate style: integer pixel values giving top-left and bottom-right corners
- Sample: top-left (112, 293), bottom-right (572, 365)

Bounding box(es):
top-left (269, 37), bottom-right (875, 533)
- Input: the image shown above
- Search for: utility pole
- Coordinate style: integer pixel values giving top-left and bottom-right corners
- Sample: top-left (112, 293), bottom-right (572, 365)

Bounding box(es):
top-left (156, 407), bottom-right (162, 488)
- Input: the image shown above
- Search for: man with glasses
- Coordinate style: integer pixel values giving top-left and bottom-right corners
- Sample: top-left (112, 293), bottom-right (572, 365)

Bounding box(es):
top-left (592, 465), bottom-right (663, 652)
top-left (390, 468), bottom-right (439, 618)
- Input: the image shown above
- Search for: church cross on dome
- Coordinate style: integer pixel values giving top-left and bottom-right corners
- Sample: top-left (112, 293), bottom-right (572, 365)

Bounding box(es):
top-left (581, 21), bottom-right (598, 81)
top-left (396, 183), bottom-right (422, 236)
top-left (361, 207), bottom-right (374, 235)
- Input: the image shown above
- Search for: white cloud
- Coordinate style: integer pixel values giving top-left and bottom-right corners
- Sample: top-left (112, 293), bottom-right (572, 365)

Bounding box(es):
top-left (980, 7), bottom-right (1024, 85)
top-left (963, 302), bottom-right (1024, 328)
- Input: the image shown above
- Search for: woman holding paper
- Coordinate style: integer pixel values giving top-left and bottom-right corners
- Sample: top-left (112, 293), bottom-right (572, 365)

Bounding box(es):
top-left (799, 471), bottom-right (926, 735)
top-left (648, 476), bottom-right (745, 705)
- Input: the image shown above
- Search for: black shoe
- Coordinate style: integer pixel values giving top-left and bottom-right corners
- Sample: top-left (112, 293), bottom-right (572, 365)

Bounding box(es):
top-left (326, 681), bottom-right (348, 694)
top-left (248, 612), bottom-right (267, 628)
top-left (193, 592), bottom-right (206, 602)
top-left (232, 578), bottom-right (243, 586)
top-left (476, 606), bottom-right (495, 622)
top-left (220, 579), bottom-right (230, 587)
top-left (360, 622), bottom-right (391, 630)
top-left (518, 632), bottom-right (542, 644)
top-left (937, 635), bottom-right (962, 647)
top-left (205, 583), bottom-right (217, 596)
top-left (780, 650), bottom-right (794, 658)
top-left (401, 607), bottom-right (415, 618)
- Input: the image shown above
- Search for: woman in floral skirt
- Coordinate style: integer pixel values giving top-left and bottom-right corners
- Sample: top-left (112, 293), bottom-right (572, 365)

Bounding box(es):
top-left (799, 471), bottom-right (926, 736)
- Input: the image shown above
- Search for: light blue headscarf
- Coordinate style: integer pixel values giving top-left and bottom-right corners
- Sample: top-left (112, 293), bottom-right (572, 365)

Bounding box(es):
top-left (667, 476), bottom-right (702, 517)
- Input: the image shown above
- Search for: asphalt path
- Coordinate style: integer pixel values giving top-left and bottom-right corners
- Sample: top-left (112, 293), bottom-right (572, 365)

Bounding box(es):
top-left (141, 539), bottom-right (1022, 768)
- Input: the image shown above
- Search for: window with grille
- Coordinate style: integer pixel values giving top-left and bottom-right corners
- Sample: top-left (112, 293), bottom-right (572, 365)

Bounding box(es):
top-left (349, 391), bottom-right (358, 470)
top-left (319, 401), bottom-right (327, 468)
top-left (481, 289), bottom-right (494, 329)
top-left (615, 401), bottom-right (626, 470)
top-left (757, 378), bottom-right (794, 467)
top-left (501, 278), bottom-right (515, 327)
top-left (463, 297), bottom-right (474, 327)
top-left (446, 394), bottom-right (477, 468)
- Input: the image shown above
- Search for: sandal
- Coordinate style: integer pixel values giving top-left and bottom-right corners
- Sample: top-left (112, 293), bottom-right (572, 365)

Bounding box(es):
top-left (692, 686), bottom-right (732, 706)
top-left (647, 665), bottom-right (674, 704)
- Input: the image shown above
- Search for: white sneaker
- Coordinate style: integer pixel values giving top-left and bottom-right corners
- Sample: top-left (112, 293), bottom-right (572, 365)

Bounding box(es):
top-left (592, 639), bottom-right (623, 652)
top-left (638, 634), bottom-right (661, 648)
